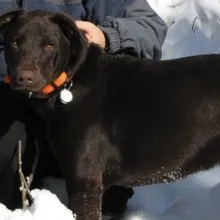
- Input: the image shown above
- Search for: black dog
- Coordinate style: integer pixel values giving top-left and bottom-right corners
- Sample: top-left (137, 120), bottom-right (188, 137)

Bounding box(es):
top-left (1, 9), bottom-right (220, 220)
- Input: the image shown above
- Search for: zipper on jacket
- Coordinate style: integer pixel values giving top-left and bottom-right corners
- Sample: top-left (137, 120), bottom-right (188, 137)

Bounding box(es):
top-left (16, 0), bottom-right (22, 8)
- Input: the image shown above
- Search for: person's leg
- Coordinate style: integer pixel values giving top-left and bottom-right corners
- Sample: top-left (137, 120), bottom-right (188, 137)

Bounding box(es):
top-left (0, 84), bottom-right (61, 209)
top-left (0, 124), bottom-right (26, 209)
top-left (0, 84), bottom-right (27, 209)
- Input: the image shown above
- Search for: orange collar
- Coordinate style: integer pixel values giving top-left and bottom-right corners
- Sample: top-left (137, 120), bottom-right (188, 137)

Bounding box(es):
top-left (4, 72), bottom-right (69, 95)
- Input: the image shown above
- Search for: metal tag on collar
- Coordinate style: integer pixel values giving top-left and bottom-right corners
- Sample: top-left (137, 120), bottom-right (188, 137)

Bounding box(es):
top-left (28, 91), bottom-right (33, 98)
top-left (59, 81), bottom-right (73, 104)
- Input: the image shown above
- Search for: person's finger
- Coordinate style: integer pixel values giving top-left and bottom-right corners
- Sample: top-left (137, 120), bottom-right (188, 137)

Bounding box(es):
top-left (84, 33), bottom-right (92, 42)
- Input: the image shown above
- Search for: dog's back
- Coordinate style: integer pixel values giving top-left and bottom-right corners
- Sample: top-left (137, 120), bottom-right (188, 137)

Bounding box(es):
top-left (73, 53), bottom-right (220, 186)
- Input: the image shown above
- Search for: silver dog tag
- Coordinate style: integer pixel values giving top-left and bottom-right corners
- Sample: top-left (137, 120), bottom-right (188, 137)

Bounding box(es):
top-left (28, 91), bottom-right (33, 98)
top-left (60, 88), bottom-right (73, 104)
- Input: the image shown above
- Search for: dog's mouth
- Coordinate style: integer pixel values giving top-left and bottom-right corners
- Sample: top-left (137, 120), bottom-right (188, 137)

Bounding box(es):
top-left (10, 78), bottom-right (47, 93)
top-left (6, 69), bottom-right (70, 98)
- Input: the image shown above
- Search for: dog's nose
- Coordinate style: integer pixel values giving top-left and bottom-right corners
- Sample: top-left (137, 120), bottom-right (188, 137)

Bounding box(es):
top-left (17, 71), bottom-right (35, 86)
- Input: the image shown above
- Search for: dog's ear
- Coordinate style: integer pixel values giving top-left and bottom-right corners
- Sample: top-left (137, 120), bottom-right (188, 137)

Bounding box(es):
top-left (51, 12), bottom-right (87, 46)
top-left (0, 9), bottom-right (25, 32)
top-left (50, 13), bottom-right (88, 75)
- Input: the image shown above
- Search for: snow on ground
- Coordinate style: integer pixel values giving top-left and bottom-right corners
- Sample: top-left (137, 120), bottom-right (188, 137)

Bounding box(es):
top-left (149, 0), bottom-right (220, 59)
top-left (2, 0), bottom-right (220, 219)
top-left (0, 189), bottom-right (75, 220)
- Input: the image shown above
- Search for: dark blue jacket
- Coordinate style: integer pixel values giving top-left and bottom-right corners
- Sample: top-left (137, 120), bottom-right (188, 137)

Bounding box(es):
top-left (0, 0), bottom-right (167, 81)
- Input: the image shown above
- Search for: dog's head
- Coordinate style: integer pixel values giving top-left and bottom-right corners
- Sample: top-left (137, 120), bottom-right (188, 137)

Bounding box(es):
top-left (0, 10), bottom-right (88, 95)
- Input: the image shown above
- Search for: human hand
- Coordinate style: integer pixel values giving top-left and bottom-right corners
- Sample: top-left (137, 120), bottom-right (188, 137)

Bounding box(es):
top-left (75, 21), bottom-right (106, 49)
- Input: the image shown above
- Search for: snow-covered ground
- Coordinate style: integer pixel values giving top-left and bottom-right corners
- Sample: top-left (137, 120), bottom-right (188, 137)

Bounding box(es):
top-left (2, 0), bottom-right (220, 219)
top-left (149, 0), bottom-right (220, 59)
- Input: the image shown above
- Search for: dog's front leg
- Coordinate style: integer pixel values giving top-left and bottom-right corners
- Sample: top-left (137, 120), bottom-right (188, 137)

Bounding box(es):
top-left (67, 181), bottom-right (103, 220)
top-left (48, 118), bottom-right (107, 219)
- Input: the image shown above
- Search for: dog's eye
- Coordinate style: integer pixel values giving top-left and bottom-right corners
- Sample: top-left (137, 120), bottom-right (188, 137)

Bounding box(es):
top-left (46, 44), bottom-right (53, 48)
top-left (45, 41), bottom-right (55, 49)
top-left (11, 40), bottom-right (18, 47)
